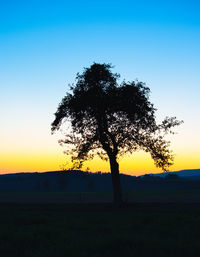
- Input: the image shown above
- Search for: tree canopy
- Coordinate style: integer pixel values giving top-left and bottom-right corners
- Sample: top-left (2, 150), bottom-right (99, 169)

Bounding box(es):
top-left (51, 63), bottom-right (182, 204)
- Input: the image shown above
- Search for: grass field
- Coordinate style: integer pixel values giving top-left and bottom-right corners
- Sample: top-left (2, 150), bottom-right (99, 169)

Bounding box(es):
top-left (1, 203), bottom-right (200, 257)
top-left (1, 188), bottom-right (200, 204)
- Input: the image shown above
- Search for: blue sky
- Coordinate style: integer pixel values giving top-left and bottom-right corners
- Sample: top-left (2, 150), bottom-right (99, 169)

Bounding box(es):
top-left (0, 0), bottom-right (200, 174)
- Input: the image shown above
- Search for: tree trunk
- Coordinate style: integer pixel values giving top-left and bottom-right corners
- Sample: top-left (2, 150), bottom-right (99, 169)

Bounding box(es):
top-left (109, 155), bottom-right (123, 206)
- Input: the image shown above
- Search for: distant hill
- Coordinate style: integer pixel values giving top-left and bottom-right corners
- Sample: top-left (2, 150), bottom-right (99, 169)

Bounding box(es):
top-left (2, 169), bottom-right (200, 178)
top-left (0, 169), bottom-right (200, 192)
top-left (148, 169), bottom-right (200, 179)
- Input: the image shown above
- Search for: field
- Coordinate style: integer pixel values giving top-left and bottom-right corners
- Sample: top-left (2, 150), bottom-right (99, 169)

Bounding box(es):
top-left (1, 188), bottom-right (200, 204)
top-left (1, 201), bottom-right (200, 257)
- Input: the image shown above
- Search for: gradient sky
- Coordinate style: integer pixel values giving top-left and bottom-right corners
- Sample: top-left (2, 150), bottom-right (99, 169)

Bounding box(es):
top-left (1, 0), bottom-right (200, 175)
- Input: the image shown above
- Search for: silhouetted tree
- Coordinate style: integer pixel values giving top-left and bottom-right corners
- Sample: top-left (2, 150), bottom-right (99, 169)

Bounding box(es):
top-left (51, 63), bottom-right (182, 205)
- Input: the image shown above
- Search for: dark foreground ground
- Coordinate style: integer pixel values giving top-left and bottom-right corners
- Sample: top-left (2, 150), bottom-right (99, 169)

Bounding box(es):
top-left (1, 188), bottom-right (200, 204)
top-left (1, 202), bottom-right (200, 257)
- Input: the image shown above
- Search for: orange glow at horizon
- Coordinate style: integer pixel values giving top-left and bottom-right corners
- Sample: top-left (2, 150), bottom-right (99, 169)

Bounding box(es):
top-left (1, 150), bottom-right (199, 176)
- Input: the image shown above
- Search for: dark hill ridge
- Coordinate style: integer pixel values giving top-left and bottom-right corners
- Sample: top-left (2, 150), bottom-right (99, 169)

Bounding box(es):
top-left (0, 169), bottom-right (200, 192)
top-left (148, 169), bottom-right (200, 178)
top-left (1, 168), bottom-right (200, 179)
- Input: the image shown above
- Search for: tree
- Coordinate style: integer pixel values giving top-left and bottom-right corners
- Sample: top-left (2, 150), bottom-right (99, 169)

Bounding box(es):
top-left (51, 63), bottom-right (182, 205)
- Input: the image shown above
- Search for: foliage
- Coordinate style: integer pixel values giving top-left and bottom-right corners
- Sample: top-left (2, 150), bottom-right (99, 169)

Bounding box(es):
top-left (52, 63), bottom-right (182, 172)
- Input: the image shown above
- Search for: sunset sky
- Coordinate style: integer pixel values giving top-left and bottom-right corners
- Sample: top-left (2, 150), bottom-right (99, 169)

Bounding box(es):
top-left (1, 0), bottom-right (200, 175)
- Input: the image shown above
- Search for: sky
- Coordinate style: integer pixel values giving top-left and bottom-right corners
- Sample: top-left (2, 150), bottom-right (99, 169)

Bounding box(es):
top-left (0, 0), bottom-right (200, 175)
